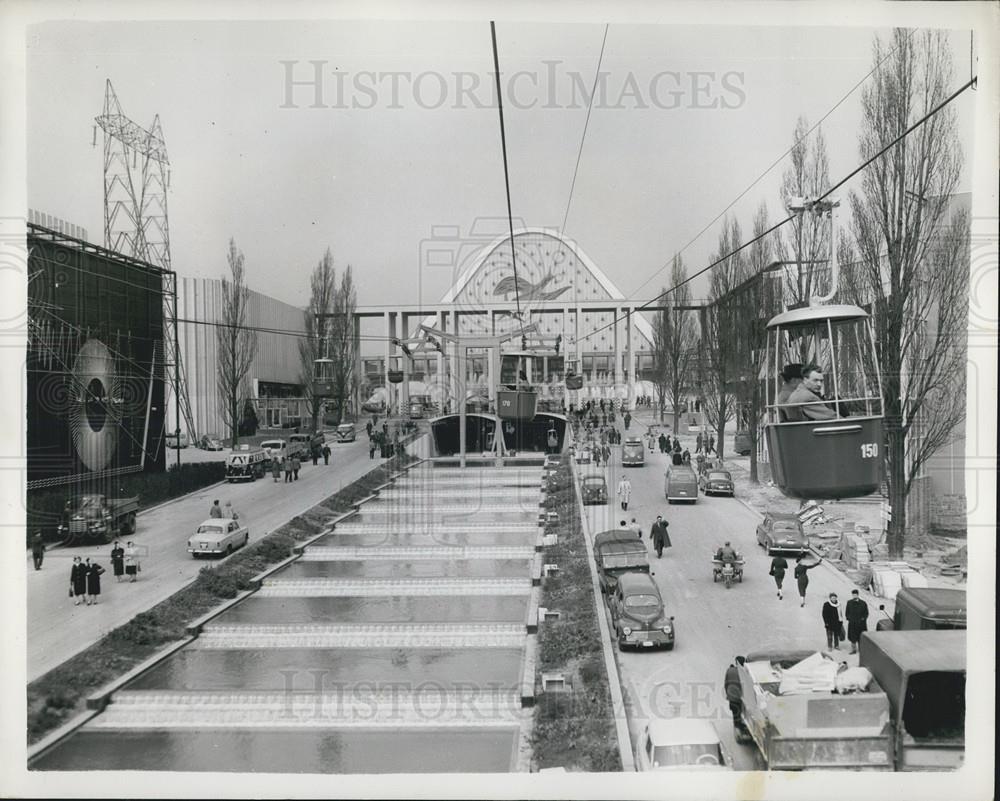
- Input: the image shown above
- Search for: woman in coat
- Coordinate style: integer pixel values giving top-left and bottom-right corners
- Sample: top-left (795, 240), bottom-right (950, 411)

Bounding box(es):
top-left (124, 541), bottom-right (140, 582)
top-left (110, 541), bottom-right (125, 582)
top-left (793, 554), bottom-right (823, 607)
top-left (70, 556), bottom-right (87, 605)
top-left (85, 559), bottom-right (106, 605)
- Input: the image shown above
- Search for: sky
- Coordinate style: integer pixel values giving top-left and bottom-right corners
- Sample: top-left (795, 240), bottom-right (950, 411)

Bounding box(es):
top-left (23, 17), bottom-right (981, 313)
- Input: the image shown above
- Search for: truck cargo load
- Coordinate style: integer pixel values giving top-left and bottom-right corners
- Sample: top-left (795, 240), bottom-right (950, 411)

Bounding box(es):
top-left (737, 649), bottom-right (893, 771)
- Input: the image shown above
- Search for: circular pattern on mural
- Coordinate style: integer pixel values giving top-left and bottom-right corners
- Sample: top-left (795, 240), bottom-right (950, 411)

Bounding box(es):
top-left (68, 339), bottom-right (121, 472)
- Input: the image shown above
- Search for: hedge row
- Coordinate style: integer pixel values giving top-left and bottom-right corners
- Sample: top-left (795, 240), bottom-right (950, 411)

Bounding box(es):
top-left (530, 458), bottom-right (621, 772)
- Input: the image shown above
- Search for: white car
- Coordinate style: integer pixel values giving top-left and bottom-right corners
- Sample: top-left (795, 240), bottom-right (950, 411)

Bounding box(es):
top-left (188, 518), bottom-right (249, 557)
top-left (635, 718), bottom-right (731, 771)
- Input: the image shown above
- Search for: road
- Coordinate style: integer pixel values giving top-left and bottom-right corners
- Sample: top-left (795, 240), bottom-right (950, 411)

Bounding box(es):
top-left (578, 416), bottom-right (874, 770)
top-left (26, 435), bottom-right (377, 681)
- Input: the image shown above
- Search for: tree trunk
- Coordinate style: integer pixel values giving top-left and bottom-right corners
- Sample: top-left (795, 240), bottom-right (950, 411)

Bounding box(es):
top-left (231, 398), bottom-right (239, 447)
top-left (886, 419), bottom-right (907, 558)
top-left (748, 385), bottom-right (759, 483)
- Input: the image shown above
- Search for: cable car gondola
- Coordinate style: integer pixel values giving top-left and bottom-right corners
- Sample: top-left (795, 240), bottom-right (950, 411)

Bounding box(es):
top-left (497, 350), bottom-right (567, 420)
top-left (764, 304), bottom-right (884, 500)
top-left (312, 358), bottom-right (335, 398)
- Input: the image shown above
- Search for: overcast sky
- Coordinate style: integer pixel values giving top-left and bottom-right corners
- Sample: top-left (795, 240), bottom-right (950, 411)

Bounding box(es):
top-left (24, 19), bottom-right (979, 312)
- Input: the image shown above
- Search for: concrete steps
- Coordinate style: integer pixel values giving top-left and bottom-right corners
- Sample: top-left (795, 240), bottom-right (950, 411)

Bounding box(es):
top-left (91, 688), bottom-right (524, 728)
top-left (257, 577), bottom-right (532, 597)
top-left (193, 622), bottom-right (527, 649)
top-left (298, 545), bottom-right (537, 561)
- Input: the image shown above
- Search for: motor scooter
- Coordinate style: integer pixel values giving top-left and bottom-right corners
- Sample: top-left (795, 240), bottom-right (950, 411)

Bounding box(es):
top-left (711, 552), bottom-right (745, 589)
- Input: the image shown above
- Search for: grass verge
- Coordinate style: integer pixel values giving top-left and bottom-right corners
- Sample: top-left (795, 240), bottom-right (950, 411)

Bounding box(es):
top-left (27, 453), bottom-right (414, 746)
top-left (530, 457), bottom-right (622, 772)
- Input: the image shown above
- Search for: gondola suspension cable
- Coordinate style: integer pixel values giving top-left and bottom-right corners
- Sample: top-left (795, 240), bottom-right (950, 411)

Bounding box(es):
top-left (490, 21), bottom-right (524, 334)
top-left (577, 72), bottom-right (978, 347)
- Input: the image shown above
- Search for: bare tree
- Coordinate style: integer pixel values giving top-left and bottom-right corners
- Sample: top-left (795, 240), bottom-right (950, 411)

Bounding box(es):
top-left (702, 216), bottom-right (750, 461)
top-left (846, 28), bottom-right (968, 557)
top-left (733, 201), bottom-right (782, 482)
top-left (299, 249), bottom-right (337, 433)
top-left (327, 265), bottom-right (359, 425)
top-left (216, 239), bottom-right (258, 446)
top-left (779, 116), bottom-right (831, 304)
top-left (651, 255), bottom-right (698, 431)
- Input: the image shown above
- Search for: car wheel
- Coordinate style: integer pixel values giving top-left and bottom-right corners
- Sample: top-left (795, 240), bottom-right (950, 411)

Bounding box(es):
top-left (244, 533), bottom-right (249, 546)
top-left (226, 544), bottom-right (233, 555)
top-left (663, 643), bottom-right (674, 651)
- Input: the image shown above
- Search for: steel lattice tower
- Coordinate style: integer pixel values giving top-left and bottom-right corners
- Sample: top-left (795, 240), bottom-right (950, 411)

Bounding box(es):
top-left (95, 79), bottom-right (196, 440)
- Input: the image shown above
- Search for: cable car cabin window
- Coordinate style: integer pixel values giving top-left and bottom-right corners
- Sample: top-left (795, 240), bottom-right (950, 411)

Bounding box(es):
top-left (767, 314), bottom-right (882, 424)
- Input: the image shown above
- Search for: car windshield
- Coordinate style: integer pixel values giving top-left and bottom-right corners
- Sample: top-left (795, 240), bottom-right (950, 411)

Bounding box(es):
top-left (708, 472), bottom-right (730, 480)
top-left (624, 594), bottom-right (660, 609)
top-left (196, 524), bottom-right (223, 534)
top-left (261, 442), bottom-right (282, 449)
top-left (604, 555), bottom-right (644, 569)
top-left (584, 478), bottom-right (605, 487)
top-left (652, 743), bottom-right (722, 767)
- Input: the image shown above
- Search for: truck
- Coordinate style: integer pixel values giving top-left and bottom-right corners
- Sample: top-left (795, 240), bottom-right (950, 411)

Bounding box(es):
top-left (225, 445), bottom-right (269, 481)
top-left (289, 431), bottom-right (324, 459)
top-left (58, 494), bottom-right (139, 543)
top-left (858, 630), bottom-right (966, 771)
top-left (876, 587), bottom-right (966, 631)
top-left (735, 648), bottom-right (894, 770)
top-left (593, 529), bottom-right (649, 594)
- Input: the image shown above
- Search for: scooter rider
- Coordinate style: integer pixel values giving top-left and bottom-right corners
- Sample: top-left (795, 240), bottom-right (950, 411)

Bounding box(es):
top-left (716, 541), bottom-right (738, 564)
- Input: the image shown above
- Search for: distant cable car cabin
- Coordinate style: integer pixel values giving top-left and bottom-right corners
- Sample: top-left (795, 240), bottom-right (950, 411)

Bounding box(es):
top-left (312, 358), bottom-right (335, 398)
top-left (497, 350), bottom-right (566, 420)
top-left (764, 304), bottom-right (884, 500)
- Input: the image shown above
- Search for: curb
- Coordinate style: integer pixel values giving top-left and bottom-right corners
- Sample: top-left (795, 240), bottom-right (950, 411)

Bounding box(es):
top-left (569, 454), bottom-right (636, 773)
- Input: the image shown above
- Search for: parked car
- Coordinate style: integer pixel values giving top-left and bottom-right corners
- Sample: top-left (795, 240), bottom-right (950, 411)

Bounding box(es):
top-left (756, 511), bottom-right (809, 554)
top-left (290, 431), bottom-right (324, 457)
top-left (698, 469), bottom-right (734, 497)
top-left (608, 571), bottom-right (675, 651)
top-left (635, 718), bottom-right (730, 771)
top-left (334, 423), bottom-right (356, 443)
top-left (664, 463), bottom-right (699, 503)
top-left (580, 473), bottom-right (609, 505)
top-left (165, 431), bottom-right (189, 449)
top-left (188, 517), bottom-right (249, 557)
top-left (733, 430), bottom-right (752, 456)
top-left (197, 433), bottom-right (224, 451)
top-left (575, 446), bottom-right (593, 465)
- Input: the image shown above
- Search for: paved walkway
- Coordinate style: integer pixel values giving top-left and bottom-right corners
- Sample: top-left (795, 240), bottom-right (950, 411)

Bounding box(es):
top-left (26, 436), bottom-right (385, 682)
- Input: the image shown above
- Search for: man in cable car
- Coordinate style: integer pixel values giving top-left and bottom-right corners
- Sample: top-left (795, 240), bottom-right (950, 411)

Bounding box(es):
top-left (785, 363), bottom-right (837, 421)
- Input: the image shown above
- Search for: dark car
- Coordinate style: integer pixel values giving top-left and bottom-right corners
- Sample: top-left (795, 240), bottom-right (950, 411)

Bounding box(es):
top-left (756, 511), bottom-right (808, 554)
top-left (733, 431), bottom-right (752, 456)
top-left (581, 474), bottom-right (609, 505)
top-left (699, 469), bottom-right (734, 497)
top-left (608, 571), bottom-right (675, 651)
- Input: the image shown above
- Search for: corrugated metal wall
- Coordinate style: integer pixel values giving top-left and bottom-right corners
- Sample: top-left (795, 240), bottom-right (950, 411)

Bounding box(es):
top-left (166, 278), bottom-right (305, 438)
